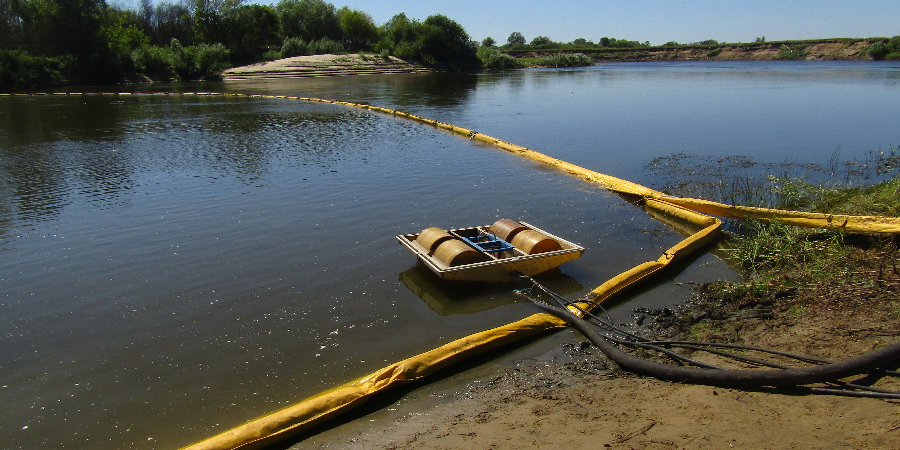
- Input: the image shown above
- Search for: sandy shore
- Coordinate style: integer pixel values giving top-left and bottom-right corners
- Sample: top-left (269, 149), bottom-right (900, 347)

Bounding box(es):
top-left (287, 288), bottom-right (900, 449)
top-left (221, 54), bottom-right (431, 80)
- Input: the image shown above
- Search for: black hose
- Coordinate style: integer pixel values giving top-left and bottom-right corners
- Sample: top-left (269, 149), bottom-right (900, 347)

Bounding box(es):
top-left (534, 301), bottom-right (900, 388)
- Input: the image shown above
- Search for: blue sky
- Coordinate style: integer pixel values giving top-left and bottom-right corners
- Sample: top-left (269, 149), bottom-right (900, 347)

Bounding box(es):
top-left (329, 0), bottom-right (898, 44)
top-left (120, 0), bottom-right (900, 45)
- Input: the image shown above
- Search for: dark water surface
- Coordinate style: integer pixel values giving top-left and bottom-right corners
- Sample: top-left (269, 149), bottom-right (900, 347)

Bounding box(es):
top-left (1, 61), bottom-right (898, 449)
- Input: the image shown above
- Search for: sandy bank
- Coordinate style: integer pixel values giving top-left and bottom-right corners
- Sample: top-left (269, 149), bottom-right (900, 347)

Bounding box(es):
top-left (221, 53), bottom-right (432, 80)
top-left (287, 282), bottom-right (900, 449)
top-left (507, 40), bottom-right (877, 62)
top-left (599, 40), bottom-right (873, 62)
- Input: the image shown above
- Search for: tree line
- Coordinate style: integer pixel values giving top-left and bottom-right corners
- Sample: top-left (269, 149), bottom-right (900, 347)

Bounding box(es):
top-left (489, 32), bottom-right (649, 50)
top-left (0, 0), bottom-right (483, 89)
top-left (474, 32), bottom-right (646, 69)
top-left (1, 0), bottom-right (667, 90)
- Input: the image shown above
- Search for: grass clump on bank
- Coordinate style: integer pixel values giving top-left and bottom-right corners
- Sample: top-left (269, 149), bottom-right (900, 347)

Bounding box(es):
top-left (714, 177), bottom-right (900, 310)
top-left (653, 176), bottom-right (900, 347)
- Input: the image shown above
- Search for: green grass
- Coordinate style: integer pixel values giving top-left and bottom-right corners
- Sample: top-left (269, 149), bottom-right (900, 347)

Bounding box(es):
top-left (717, 177), bottom-right (900, 301)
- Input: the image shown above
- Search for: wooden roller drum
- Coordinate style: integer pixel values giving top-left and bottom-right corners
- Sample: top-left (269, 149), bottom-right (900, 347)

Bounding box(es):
top-left (510, 229), bottom-right (562, 254)
top-left (489, 218), bottom-right (528, 242)
top-left (433, 239), bottom-right (485, 266)
top-left (415, 227), bottom-right (454, 254)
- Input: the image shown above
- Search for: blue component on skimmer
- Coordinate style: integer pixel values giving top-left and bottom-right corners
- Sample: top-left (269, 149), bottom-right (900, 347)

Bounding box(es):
top-left (464, 234), bottom-right (515, 253)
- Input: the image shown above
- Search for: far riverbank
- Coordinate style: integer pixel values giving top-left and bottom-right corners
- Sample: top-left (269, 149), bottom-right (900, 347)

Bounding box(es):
top-left (507, 39), bottom-right (877, 62)
top-left (219, 40), bottom-right (883, 80)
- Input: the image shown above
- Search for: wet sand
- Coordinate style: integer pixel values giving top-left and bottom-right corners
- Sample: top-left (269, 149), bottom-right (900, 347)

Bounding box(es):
top-left (287, 291), bottom-right (900, 449)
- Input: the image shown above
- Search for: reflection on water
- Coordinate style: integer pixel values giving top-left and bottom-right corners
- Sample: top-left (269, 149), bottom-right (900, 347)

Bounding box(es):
top-left (373, 72), bottom-right (479, 108)
top-left (2, 146), bottom-right (70, 222)
top-left (0, 97), bottom-right (383, 229)
top-left (398, 264), bottom-right (584, 316)
top-left (186, 71), bottom-right (479, 109)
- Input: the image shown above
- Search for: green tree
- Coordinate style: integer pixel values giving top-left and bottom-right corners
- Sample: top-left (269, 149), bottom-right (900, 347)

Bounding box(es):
top-left (507, 31), bottom-right (525, 46)
top-left (138, 0), bottom-right (153, 30)
top-left (1, 0), bottom-right (21, 50)
top-left (276, 0), bottom-right (341, 42)
top-left (149, 1), bottom-right (196, 46)
top-left (102, 8), bottom-right (150, 70)
top-left (221, 4), bottom-right (279, 64)
top-left (374, 12), bottom-right (422, 59)
top-left (15, 0), bottom-right (107, 57)
top-left (0, 50), bottom-right (71, 88)
top-left (529, 35), bottom-right (553, 48)
top-left (169, 38), bottom-right (229, 78)
top-left (131, 43), bottom-right (176, 77)
top-left (374, 13), bottom-right (476, 67)
top-left (419, 14), bottom-right (472, 64)
top-left (195, 0), bottom-right (245, 45)
top-left (337, 7), bottom-right (376, 50)
top-left (482, 36), bottom-right (495, 47)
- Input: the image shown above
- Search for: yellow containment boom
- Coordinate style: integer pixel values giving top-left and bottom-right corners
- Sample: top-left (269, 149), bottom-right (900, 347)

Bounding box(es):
top-left (656, 196), bottom-right (900, 233)
top-left (6, 92), bottom-right (894, 449)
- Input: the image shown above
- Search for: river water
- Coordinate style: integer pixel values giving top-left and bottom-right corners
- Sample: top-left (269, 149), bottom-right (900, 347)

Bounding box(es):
top-left (1, 61), bottom-right (899, 449)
